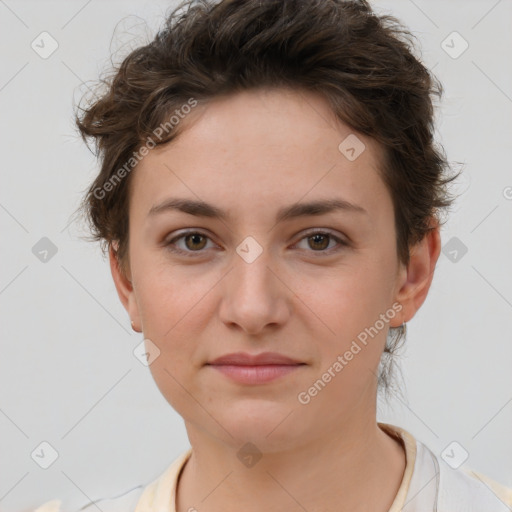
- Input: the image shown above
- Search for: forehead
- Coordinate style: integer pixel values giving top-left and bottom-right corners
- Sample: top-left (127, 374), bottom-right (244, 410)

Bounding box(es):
top-left (131, 87), bottom-right (391, 222)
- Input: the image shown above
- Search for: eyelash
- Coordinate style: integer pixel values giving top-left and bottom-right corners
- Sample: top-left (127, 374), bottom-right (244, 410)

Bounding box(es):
top-left (164, 229), bottom-right (348, 258)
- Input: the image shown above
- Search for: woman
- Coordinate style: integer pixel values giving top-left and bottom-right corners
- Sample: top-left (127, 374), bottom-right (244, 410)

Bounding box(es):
top-left (35, 0), bottom-right (512, 510)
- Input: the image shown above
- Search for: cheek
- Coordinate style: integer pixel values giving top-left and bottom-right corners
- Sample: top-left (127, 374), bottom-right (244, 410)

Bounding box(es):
top-left (138, 273), bottom-right (207, 344)
top-left (133, 244), bottom-right (197, 320)
top-left (303, 272), bottom-right (391, 403)
top-left (306, 262), bottom-right (390, 324)
top-left (136, 269), bottom-right (210, 411)
top-left (304, 261), bottom-right (393, 369)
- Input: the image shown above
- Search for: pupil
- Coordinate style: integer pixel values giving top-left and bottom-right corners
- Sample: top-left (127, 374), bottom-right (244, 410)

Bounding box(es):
top-left (187, 234), bottom-right (205, 250)
top-left (310, 234), bottom-right (328, 250)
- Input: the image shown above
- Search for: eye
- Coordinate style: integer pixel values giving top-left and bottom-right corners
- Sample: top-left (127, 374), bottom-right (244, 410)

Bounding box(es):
top-left (293, 230), bottom-right (348, 254)
top-left (164, 229), bottom-right (348, 258)
top-left (164, 230), bottom-right (217, 257)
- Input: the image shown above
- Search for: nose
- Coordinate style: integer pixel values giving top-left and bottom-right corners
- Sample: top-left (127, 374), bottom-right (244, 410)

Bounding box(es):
top-left (218, 248), bottom-right (291, 336)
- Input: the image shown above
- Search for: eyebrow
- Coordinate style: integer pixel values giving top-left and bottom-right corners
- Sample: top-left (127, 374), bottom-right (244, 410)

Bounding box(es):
top-left (148, 197), bottom-right (368, 223)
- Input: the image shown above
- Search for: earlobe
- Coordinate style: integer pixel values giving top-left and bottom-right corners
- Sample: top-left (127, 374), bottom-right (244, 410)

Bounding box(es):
top-left (109, 245), bottom-right (142, 332)
top-left (393, 222), bottom-right (442, 325)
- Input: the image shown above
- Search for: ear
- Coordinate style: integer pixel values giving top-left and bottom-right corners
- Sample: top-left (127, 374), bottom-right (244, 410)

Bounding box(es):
top-left (109, 244), bottom-right (142, 332)
top-left (392, 219), bottom-right (442, 326)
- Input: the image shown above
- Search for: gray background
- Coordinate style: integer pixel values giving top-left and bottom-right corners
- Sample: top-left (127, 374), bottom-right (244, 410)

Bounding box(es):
top-left (0, 0), bottom-right (511, 510)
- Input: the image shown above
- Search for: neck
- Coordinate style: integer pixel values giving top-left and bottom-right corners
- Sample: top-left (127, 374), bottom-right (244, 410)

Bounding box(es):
top-left (176, 420), bottom-right (406, 512)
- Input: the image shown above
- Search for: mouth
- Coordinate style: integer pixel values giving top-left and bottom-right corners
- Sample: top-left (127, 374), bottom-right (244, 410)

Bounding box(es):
top-left (205, 352), bottom-right (306, 384)
top-left (207, 351), bottom-right (303, 366)
top-left (206, 364), bottom-right (305, 384)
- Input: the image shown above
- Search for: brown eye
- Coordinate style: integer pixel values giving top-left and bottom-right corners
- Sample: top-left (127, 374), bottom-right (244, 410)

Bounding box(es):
top-left (165, 231), bottom-right (216, 257)
top-left (294, 230), bottom-right (348, 255)
top-left (184, 233), bottom-right (208, 251)
top-left (307, 233), bottom-right (330, 251)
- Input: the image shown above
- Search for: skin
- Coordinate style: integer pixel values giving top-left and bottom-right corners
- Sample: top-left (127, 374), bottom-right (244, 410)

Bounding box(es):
top-left (110, 87), bottom-right (441, 512)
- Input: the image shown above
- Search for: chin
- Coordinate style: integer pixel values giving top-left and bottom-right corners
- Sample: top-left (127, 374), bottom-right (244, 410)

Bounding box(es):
top-left (216, 400), bottom-right (303, 444)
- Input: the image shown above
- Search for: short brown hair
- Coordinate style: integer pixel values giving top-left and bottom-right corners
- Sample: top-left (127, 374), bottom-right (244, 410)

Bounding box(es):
top-left (75, 0), bottom-right (461, 399)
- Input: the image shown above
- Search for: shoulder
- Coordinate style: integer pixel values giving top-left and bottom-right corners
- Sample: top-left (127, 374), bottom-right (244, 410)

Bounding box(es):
top-left (422, 440), bottom-right (512, 511)
top-left (33, 499), bottom-right (62, 512)
top-left (458, 467), bottom-right (512, 508)
top-left (32, 449), bottom-right (192, 512)
top-left (384, 423), bottom-right (512, 512)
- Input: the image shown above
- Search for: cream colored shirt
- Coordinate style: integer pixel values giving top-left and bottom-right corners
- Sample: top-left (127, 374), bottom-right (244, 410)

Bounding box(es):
top-left (34, 422), bottom-right (512, 512)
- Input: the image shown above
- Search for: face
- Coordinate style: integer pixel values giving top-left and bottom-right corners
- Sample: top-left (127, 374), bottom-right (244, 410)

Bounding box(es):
top-left (111, 87), bottom-right (433, 452)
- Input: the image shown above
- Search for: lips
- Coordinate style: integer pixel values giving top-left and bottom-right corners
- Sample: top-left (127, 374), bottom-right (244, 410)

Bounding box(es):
top-left (206, 352), bottom-right (305, 385)
top-left (207, 351), bottom-right (303, 366)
